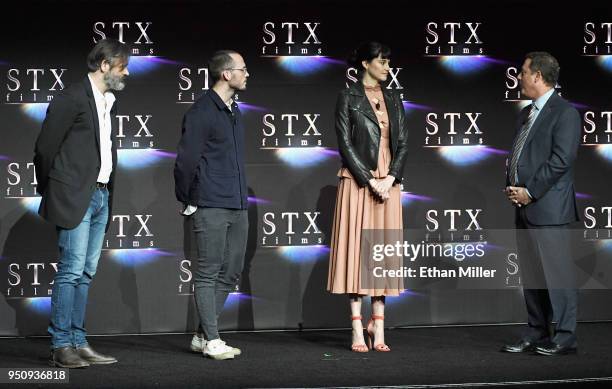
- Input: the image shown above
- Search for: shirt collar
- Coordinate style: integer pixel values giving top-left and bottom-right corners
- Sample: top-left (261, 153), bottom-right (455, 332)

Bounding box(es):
top-left (533, 88), bottom-right (555, 111)
top-left (88, 74), bottom-right (115, 105)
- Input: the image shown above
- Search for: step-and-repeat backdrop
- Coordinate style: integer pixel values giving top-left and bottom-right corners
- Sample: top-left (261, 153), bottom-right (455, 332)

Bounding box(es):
top-left (1, 1), bottom-right (612, 335)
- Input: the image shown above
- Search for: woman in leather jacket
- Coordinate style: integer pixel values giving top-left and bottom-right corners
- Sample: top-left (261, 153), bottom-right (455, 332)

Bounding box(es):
top-left (327, 41), bottom-right (409, 353)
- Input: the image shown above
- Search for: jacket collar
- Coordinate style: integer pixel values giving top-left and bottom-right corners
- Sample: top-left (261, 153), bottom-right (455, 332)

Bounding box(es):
top-left (348, 81), bottom-right (397, 132)
top-left (347, 80), bottom-right (394, 99)
top-left (208, 89), bottom-right (234, 112)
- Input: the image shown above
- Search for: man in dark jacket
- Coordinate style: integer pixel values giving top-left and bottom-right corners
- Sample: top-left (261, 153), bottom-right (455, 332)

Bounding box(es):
top-left (502, 52), bottom-right (580, 356)
top-left (34, 39), bottom-right (129, 368)
top-left (174, 50), bottom-right (249, 360)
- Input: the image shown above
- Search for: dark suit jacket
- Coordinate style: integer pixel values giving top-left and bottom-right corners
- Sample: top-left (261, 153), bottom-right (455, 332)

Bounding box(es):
top-left (34, 77), bottom-right (117, 231)
top-left (506, 92), bottom-right (581, 226)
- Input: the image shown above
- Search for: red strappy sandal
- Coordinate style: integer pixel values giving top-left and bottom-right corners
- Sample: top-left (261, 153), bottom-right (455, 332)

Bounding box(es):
top-left (367, 315), bottom-right (391, 352)
top-left (350, 316), bottom-right (369, 353)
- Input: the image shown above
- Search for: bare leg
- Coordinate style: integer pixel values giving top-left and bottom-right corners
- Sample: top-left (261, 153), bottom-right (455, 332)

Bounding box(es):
top-left (370, 296), bottom-right (389, 350)
top-left (349, 294), bottom-right (367, 350)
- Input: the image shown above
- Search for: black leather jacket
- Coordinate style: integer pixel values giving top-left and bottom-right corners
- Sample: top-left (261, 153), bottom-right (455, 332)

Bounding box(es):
top-left (335, 82), bottom-right (409, 187)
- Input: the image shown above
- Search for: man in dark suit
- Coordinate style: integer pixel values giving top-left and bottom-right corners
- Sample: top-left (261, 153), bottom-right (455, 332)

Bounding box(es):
top-left (34, 39), bottom-right (129, 368)
top-left (174, 50), bottom-right (249, 360)
top-left (501, 52), bottom-right (581, 356)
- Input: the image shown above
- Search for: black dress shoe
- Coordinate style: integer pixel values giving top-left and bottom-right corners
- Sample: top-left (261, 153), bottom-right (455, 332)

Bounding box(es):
top-left (75, 345), bottom-right (118, 365)
top-left (49, 346), bottom-right (89, 368)
top-left (500, 338), bottom-right (542, 353)
top-left (534, 341), bottom-right (577, 356)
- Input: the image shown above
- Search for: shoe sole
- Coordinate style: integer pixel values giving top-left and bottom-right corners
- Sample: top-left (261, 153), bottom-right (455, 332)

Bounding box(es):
top-left (205, 352), bottom-right (234, 360)
top-left (48, 360), bottom-right (89, 369)
top-left (535, 348), bottom-right (577, 356)
top-left (192, 343), bottom-right (241, 356)
top-left (500, 347), bottom-right (535, 353)
top-left (86, 359), bottom-right (118, 365)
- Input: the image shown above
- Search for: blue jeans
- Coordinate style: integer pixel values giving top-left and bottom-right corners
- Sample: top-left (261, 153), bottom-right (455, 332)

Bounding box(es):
top-left (48, 188), bottom-right (108, 350)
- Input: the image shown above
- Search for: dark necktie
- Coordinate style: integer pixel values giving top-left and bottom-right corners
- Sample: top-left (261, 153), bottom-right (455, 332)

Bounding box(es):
top-left (509, 104), bottom-right (537, 185)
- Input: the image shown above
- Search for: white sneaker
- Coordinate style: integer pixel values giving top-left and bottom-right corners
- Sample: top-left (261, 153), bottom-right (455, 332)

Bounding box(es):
top-left (190, 334), bottom-right (206, 353)
top-left (204, 339), bottom-right (235, 360)
top-left (191, 334), bottom-right (241, 356)
top-left (223, 340), bottom-right (242, 356)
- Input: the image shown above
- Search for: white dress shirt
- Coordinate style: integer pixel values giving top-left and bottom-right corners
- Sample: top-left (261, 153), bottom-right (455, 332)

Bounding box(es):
top-left (88, 74), bottom-right (115, 184)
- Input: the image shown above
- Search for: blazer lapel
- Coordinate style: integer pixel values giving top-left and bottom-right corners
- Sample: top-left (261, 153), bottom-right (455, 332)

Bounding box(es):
top-left (521, 92), bottom-right (559, 152)
top-left (110, 103), bottom-right (118, 174)
top-left (83, 78), bottom-right (101, 152)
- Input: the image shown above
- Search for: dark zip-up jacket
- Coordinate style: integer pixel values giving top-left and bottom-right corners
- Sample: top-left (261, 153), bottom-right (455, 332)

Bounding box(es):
top-left (174, 90), bottom-right (248, 210)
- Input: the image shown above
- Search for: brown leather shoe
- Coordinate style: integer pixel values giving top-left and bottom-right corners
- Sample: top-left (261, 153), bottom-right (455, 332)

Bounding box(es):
top-left (49, 346), bottom-right (89, 369)
top-left (75, 345), bottom-right (118, 365)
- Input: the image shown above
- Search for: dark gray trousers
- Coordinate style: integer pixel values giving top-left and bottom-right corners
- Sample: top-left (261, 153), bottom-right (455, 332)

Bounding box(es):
top-left (192, 207), bottom-right (248, 340)
top-left (516, 212), bottom-right (577, 347)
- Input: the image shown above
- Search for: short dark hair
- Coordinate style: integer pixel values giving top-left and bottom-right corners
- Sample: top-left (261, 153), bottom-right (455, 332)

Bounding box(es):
top-left (87, 38), bottom-right (130, 72)
top-left (348, 41), bottom-right (391, 71)
top-left (525, 52), bottom-right (559, 87)
top-left (208, 50), bottom-right (238, 82)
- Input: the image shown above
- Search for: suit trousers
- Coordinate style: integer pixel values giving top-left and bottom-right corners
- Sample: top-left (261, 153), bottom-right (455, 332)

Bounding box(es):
top-left (516, 209), bottom-right (577, 346)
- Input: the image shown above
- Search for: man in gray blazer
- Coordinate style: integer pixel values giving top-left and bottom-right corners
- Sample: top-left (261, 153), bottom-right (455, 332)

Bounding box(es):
top-left (501, 52), bottom-right (581, 356)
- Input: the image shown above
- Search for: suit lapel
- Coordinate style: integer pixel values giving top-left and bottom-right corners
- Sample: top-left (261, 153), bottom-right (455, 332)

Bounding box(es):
top-left (84, 77), bottom-right (101, 152)
top-left (521, 92), bottom-right (559, 152)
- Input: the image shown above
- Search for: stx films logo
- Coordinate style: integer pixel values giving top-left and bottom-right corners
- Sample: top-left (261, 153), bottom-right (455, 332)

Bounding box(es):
top-left (583, 22), bottom-right (612, 55)
top-left (3, 160), bottom-right (38, 198)
top-left (2, 159), bottom-right (41, 213)
top-left (582, 110), bottom-right (612, 145)
top-left (105, 214), bottom-right (155, 249)
top-left (424, 22), bottom-right (484, 56)
top-left (93, 21), bottom-right (154, 55)
top-left (4, 67), bottom-right (67, 104)
top-left (261, 21), bottom-right (322, 56)
top-left (257, 100), bottom-right (335, 167)
top-left (115, 114), bottom-right (155, 149)
top-left (261, 211), bottom-right (323, 246)
top-left (261, 112), bottom-right (323, 148)
top-left (424, 208), bottom-right (486, 243)
top-left (4, 260), bottom-right (57, 298)
top-left (177, 67), bottom-right (210, 103)
top-left (584, 206), bottom-right (612, 240)
top-left (424, 112), bottom-right (484, 146)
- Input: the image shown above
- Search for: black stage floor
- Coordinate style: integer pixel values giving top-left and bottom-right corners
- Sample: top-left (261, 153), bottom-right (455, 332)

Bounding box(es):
top-left (1, 323), bottom-right (611, 388)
